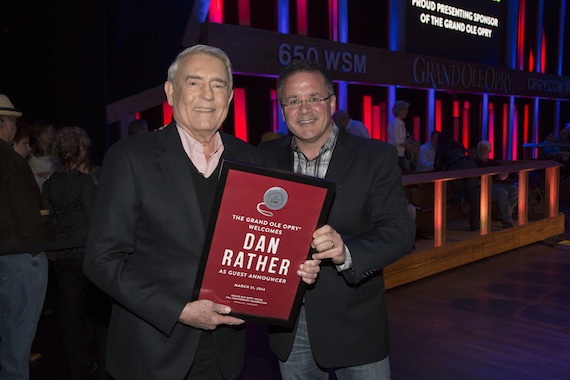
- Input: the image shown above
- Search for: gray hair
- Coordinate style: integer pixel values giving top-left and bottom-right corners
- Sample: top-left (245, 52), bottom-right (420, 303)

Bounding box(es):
top-left (477, 140), bottom-right (492, 156)
top-left (392, 100), bottom-right (410, 117)
top-left (166, 44), bottom-right (233, 92)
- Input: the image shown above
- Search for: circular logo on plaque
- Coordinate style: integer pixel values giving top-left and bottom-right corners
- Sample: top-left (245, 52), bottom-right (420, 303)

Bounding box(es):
top-left (263, 187), bottom-right (288, 210)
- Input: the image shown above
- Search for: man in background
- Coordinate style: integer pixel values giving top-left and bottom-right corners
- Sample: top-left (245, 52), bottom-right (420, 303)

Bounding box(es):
top-left (0, 94), bottom-right (50, 380)
top-left (418, 130), bottom-right (440, 171)
top-left (332, 109), bottom-right (370, 138)
top-left (128, 119), bottom-right (149, 135)
top-left (387, 100), bottom-right (410, 170)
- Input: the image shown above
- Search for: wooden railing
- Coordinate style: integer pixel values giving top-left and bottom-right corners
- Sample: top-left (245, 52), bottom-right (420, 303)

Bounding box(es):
top-left (384, 159), bottom-right (565, 290)
top-left (402, 160), bottom-right (561, 248)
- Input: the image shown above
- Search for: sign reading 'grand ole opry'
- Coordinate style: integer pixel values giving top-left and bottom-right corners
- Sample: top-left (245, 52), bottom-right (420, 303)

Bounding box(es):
top-left (200, 22), bottom-right (570, 100)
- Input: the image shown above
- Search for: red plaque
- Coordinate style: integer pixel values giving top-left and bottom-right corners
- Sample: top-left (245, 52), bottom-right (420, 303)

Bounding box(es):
top-left (193, 160), bottom-right (335, 326)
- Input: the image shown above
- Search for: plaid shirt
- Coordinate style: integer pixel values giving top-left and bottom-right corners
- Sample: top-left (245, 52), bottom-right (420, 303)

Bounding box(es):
top-left (289, 123), bottom-right (352, 272)
top-left (291, 124), bottom-right (339, 179)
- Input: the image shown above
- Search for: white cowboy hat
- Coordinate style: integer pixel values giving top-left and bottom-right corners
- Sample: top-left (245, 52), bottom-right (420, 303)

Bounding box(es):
top-left (0, 94), bottom-right (22, 117)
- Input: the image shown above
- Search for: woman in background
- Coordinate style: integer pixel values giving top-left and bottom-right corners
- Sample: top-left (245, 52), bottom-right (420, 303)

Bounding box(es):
top-left (42, 127), bottom-right (98, 379)
top-left (29, 120), bottom-right (58, 190)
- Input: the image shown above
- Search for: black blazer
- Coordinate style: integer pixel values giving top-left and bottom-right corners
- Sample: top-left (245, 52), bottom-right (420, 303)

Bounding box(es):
top-left (0, 140), bottom-right (48, 247)
top-left (259, 128), bottom-right (415, 368)
top-left (84, 123), bottom-right (261, 380)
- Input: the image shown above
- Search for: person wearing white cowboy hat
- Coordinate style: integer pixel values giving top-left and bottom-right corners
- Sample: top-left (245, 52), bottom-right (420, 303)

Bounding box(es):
top-left (0, 94), bottom-right (22, 117)
top-left (0, 94), bottom-right (23, 117)
top-left (0, 94), bottom-right (51, 380)
top-left (0, 94), bottom-right (22, 143)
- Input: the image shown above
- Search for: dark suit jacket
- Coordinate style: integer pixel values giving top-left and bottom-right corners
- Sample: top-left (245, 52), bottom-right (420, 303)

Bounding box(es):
top-left (258, 128), bottom-right (415, 368)
top-left (84, 124), bottom-right (261, 380)
top-left (0, 139), bottom-right (48, 248)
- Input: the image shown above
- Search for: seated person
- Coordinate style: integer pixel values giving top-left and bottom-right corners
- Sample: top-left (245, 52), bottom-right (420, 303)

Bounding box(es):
top-left (544, 130), bottom-right (570, 177)
top-left (418, 131), bottom-right (440, 171)
top-left (475, 140), bottom-right (518, 229)
top-left (543, 132), bottom-right (569, 162)
top-left (555, 127), bottom-right (570, 149)
top-left (332, 110), bottom-right (370, 138)
top-left (435, 130), bottom-right (480, 231)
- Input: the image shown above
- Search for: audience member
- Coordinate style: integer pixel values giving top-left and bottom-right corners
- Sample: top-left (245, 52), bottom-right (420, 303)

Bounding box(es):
top-left (387, 100), bottom-right (410, 170)
top-left (74, 126), bottom-right (102, 184)
top-left (29, 120), bottom-right (58, 190)
top-left (42, 127), bottom-right (99, 379)
top-left (543, 133), bottom-right (564, 159)
top-left (260, 131), bottom-right (285, 144)
top-left (10, 118), bottom-right (46, 366)
top-left (0, 94), bottom-right (51, 380)
top-left (12, 124), bottom-right (33, 159)
top-left (404, 136), bottom-right (420, 173)
top-left (434, 130), bottom-right (480, 231)
top-left (259, 60), bottom-right (415, 379)
top-left (418, 130), bottom-right (440, 171)
top-left (83, 45), bottom-right (319, 380)
top-left (475, 140), bottom-right (518, 229)
top-left (128, 119), bottom-right (149, 135)
top-left (555, 128), bottom-right (570, 175)
top-left (543, 131), bottom-right (570, 177)
top-left (332, 109), bottom-right (370, 138)
top-left (555, 127), bottom-right (570, 148)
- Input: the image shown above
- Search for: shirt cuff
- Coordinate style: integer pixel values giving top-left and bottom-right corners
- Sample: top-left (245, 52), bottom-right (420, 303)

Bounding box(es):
top-left (335, 244), bottom-right (353, 272)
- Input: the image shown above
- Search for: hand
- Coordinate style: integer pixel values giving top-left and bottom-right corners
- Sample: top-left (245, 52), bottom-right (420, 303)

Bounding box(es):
top-left (178, 300), bottom-right (245, 330)
top-left (310, 225), bottom-right (346, 265)
top-left (297, 259), bottom-right (321, 285)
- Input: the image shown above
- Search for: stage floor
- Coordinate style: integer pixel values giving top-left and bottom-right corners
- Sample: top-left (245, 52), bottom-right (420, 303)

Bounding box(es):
top-left (30, 201), bottom-right (570, 380)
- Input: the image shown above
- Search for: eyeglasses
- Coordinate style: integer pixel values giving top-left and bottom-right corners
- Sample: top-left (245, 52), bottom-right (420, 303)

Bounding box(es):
top-left (282, 95), bottom-right (332, 110)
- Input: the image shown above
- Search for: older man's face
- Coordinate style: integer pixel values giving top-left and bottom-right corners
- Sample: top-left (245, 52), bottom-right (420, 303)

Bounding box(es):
top-left (164, 53), bottom-right (233, 141)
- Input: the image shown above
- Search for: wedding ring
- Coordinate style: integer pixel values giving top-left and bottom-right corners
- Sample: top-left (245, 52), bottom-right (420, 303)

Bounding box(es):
top-left (330, 241), bottom-right (335, 249)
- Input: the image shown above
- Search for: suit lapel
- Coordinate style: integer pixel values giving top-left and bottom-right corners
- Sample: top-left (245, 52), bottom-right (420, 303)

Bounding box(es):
top-left (156, 124), bottom-right (206, 244)
top-left (272, 136), bottom-right (294, 171)
top-left (325, 130), bottom-right (356, 191)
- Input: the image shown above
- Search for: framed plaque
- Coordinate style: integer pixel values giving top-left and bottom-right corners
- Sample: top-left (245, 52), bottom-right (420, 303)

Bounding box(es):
top-left (193, 160), bottom-right (335, 326)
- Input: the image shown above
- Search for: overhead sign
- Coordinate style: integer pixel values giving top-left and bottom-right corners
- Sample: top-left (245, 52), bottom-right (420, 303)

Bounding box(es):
top-left (200, 22), bottom-right (570, 100)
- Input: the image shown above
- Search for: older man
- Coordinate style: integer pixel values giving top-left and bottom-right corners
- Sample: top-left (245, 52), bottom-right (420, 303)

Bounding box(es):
top-left (84, 45), bottom-right (319, 380)
top-left (0, 95), bottom-right (50, 380)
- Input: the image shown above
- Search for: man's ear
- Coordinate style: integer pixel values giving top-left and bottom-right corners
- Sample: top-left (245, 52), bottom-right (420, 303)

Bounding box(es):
top-left (164, 81), bottom-right (174, 106)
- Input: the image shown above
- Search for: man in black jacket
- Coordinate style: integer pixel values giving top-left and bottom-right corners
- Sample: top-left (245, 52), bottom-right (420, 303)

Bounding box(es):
top-left (0, 94), bottom-right (50, 380)
top-left (84, 46), bottom-right (320, 380)
top-left (259, 61), bottom-right (415, 379)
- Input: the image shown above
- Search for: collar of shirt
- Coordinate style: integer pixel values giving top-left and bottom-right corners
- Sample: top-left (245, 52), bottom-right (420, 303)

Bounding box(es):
top-left (176, 125), bottom-right (224, 178)
top-left (290, 123), bottom-right (339, 178)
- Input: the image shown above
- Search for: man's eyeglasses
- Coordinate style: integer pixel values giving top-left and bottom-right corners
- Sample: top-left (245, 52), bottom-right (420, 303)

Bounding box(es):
top-left (281, 95), bottom-right (332, 110)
